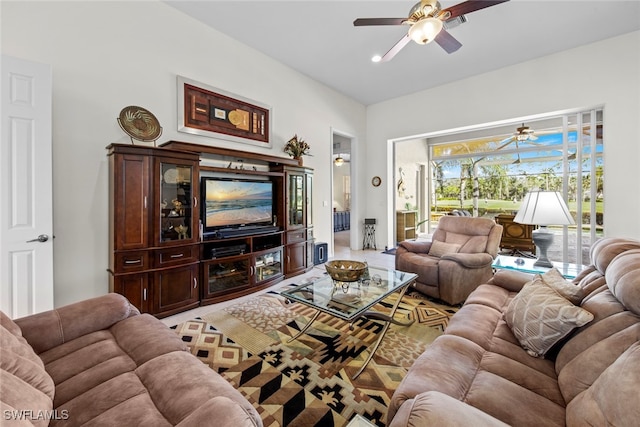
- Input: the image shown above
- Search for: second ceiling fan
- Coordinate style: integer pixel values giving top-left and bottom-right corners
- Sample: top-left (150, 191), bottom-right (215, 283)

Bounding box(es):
top-left (354, 0), bottom-right (509, 62)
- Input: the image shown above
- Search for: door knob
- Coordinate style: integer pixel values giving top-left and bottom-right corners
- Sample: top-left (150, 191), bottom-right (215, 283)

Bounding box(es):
top-left (27, 234), bottom-right (49, 243)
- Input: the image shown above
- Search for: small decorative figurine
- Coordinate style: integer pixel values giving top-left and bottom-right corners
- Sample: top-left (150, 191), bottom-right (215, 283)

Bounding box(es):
top-left (175, 224), bottom-right (189, 240)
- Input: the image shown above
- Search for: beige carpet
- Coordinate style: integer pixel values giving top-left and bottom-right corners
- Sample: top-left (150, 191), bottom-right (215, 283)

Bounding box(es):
top-left (172, 283), bottom-right (457, 427)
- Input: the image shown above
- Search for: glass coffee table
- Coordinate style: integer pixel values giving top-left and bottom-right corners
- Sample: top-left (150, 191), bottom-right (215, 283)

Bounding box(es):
top-left (281, 265), bottom-right (417, 379)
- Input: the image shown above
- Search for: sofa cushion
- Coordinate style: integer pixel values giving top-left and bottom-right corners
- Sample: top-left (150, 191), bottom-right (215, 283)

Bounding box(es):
top-left (395, 252), bottom-right (439, 286)
top-left (427, 240), bottom-right (461, 257)
top-left (431, 216), bottom-right (501, 255)
top-left (15, 293), bottom-right (138, 355)
top-left (137, 351), bottom-right (260, 426)
top-left (565, 342), bottom-right (640, 426)
top-left (540, 268), bottom-right (585, 305)
top-left (36, 310), bottom-right (261, 427)
top-left (504, 278), bottom-right (594, 357)
top-left (0, 312), bottom-right (55, 427)
top-left (389, 391), bottom-right (510, 427)
top-left (40, 314), bottom-right (189, 407)
top-left (604, 249), bottom-right (640, 315)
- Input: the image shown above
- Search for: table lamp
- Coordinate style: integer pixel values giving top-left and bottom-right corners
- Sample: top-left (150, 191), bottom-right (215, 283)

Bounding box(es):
top-left (513, 190), bottom-right (575, 268)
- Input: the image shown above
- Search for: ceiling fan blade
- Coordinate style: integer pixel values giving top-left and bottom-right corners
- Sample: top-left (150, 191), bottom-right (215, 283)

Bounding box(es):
top-left (443, 0), bottom-right (510, 20)
top-left (512, 140), bottom-right (521, 164)
top-left (379, 35), bottom-right (411, 62)
top-left (497, 136), bottom-right (514, 147)
top-left (353, 18), bottom-right (406, 26)
top-left (435, 29), bottom-right (462, 54)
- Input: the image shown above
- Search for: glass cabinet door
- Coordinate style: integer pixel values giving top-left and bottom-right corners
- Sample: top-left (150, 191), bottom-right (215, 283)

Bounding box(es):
top-left (288, 173), bottom-right (305, 227)
top-left (159, 161), bottom-right (194, 243)
top-left (207, 257), bottom-right (251, 295)
top-left (254, 249), bottom-right (282, 283)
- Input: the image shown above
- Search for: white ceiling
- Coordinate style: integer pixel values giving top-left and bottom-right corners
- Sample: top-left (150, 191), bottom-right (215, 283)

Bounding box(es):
top-left (166, 1), bottom-right (640, 106)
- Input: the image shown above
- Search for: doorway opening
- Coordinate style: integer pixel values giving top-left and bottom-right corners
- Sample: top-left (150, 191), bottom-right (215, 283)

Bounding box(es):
top-left (332, 132), bottom-right (353, 257)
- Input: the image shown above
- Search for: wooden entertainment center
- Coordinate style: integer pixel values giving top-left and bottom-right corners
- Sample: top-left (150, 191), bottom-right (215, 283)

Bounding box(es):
top-left (107, 141), bottom-right (313, 318)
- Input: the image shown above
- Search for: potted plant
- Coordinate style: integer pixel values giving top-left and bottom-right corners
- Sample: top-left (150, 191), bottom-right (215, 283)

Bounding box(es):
top-left (284, 134), bottom-right (311, 165)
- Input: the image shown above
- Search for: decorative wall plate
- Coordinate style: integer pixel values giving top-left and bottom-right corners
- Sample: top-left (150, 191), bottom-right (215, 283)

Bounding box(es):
top-left (163, 167), bottom-right (178, 184)
top-left (117, 106), bottom-right (163, 144)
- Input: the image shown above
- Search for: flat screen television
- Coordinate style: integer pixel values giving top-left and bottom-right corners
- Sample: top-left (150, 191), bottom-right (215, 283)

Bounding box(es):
top-left (201, 177), bottom-right (274, 234)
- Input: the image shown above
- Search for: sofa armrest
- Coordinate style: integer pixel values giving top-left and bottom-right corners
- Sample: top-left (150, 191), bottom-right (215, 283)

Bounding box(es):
top-left (441, 252), bottom-right (493, 268)
top-left (398, 240), bottom-right (432, 253)
top-left (487, 269), bottom-right (535, 292)
top-left (14, 293), bottom-right (139, 354)
top-left (389, 391), bottom-right (509, 427)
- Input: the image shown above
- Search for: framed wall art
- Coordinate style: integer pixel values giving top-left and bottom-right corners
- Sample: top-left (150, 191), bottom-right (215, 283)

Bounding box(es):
top-left (177, 76), bottom-right (272, 148)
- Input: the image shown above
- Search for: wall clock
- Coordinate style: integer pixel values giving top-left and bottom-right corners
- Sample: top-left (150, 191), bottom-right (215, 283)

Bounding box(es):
top-left (371, 176), bottom-right (382, 187)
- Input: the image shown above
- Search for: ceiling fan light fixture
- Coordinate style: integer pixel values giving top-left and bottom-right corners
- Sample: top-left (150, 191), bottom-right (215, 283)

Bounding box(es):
top-left (408, 17), bottom-right (443, 45)
top-left (334, 155), bottom-right (345, 167)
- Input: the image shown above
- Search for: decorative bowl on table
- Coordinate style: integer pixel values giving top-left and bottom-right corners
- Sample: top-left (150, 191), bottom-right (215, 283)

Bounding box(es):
top-left (325, 260), bottom-right (367, 282)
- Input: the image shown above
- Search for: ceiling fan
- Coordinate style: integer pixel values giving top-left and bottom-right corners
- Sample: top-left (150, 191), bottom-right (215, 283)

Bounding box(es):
top-left (354, 0), bottom-right (509, 62)
top-left (493, 123), bottom-right (539, 164)
top-left (513, 123), bottom-right (538, 142)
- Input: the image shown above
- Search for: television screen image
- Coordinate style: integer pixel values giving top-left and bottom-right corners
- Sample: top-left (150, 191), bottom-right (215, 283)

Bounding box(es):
top-left (203, 179), bottom-right (273, 229)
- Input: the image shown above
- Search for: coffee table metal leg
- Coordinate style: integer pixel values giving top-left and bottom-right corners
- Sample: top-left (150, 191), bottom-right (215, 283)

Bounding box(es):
top-left (351, 283), bottom-right (414, 379)
top-left (287, 309), bottom-right (322, 343)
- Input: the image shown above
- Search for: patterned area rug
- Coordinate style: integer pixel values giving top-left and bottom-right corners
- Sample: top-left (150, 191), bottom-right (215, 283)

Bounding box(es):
top-left (171, 284), bottom-right (457, 427)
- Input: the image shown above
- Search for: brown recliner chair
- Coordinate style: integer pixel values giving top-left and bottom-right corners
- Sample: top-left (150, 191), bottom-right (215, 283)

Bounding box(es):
top-left (395, 216), bottom-right (503, 305)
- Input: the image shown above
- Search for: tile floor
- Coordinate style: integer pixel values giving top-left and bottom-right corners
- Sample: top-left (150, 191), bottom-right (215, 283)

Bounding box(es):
top-left (161, 231), bottom-right (395, 326)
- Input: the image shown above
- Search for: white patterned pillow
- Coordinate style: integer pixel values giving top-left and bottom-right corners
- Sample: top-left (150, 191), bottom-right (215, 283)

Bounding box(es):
top-left (505, 277), bottom-right (594, 357)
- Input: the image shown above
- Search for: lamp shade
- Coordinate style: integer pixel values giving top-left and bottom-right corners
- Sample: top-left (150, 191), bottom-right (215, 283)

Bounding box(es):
top-left (408, 17), bottom-right (443, 45)
top-left (514, 191), bottom-right (575, 226)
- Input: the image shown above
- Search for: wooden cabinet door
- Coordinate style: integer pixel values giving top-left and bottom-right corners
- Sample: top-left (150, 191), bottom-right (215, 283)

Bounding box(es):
top-left (152, 263), bottom-right (199, 316)
top-left (111, 273), bottom-right (150, 313)
top-left (285, 242), bottom-right (306, 276)
top-left (112, 153), bottom-right (150, 250)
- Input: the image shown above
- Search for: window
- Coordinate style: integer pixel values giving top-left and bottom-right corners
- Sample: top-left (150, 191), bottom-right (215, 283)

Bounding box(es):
top-left (423, 109), bottom-right (603, 264)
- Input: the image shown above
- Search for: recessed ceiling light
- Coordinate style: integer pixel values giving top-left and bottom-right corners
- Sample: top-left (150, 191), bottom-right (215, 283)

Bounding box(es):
top-left (371, 55), bottom-right (382, 63)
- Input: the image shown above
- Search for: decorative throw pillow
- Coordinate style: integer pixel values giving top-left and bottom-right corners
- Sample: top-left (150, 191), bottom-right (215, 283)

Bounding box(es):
top-left (505, 277), bottom-right (594, 357)
top-left (540, 268), bottom-right (585, 305)
top-left (428, 241), bottom-right (461, 257)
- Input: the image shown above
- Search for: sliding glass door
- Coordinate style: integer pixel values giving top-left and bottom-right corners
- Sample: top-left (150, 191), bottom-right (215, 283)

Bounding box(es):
top-left (422, 108), bottom-right (603, 264)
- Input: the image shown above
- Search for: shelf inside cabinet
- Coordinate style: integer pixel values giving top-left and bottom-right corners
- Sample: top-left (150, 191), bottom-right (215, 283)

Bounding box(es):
top-left (253, 233), bottom-right (283, 251)
top-left (202, 239), bottom-right (250, 260)
top-left (206, 258), bottom-right (250, 294)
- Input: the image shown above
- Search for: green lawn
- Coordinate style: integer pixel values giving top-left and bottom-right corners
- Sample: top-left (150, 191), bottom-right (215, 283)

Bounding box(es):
top-left (431, 199), bottom-right (603, 214)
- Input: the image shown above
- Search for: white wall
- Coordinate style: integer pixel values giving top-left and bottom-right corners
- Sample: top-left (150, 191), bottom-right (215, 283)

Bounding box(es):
top-left (366, 31), bottom-right (640, 249)
top-left (1, 1), bottom-right (366, 307)
top-left (394, 138), bottom-right (426, 212)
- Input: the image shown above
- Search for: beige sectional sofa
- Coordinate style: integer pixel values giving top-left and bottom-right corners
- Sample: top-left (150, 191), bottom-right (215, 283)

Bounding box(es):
top-left (1, 293), bottom-right (262, 427)
top-left (388, 237), bottom-right (640, 426)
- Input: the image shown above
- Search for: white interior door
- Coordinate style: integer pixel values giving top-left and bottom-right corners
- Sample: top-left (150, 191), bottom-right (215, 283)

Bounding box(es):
top-left (1, 55), bottom-right (54, 318)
